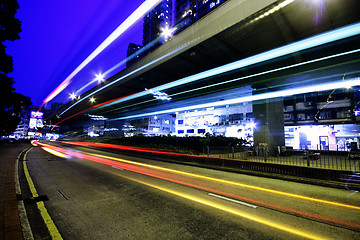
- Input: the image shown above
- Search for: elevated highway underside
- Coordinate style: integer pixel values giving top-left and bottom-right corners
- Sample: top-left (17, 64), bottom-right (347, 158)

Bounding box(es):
top-left (51, 0), bottom-right (360, 128)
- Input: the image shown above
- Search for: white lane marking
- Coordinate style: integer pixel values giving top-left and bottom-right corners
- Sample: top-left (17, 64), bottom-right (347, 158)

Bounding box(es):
top-left (208, 193), bottom-right (257, 209)
top-left (112, 166), bottom-right (124, 170)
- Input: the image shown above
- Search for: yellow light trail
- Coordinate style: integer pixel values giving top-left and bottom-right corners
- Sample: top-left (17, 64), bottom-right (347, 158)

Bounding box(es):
top-left (89, 152), bottom-right (360, 211)
top-left (42, 147), bottom-right (67, 158)
top-left (107, 169), bottom-right (328, 240)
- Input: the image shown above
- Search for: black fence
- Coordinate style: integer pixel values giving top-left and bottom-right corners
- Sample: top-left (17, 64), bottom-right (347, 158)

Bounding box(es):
top-left (200, 146), bottom-right (360, 172)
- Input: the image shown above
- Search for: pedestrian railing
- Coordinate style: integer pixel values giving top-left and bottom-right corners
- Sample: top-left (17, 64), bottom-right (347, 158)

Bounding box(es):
top-left (201, 146), bottom-right (360, 172)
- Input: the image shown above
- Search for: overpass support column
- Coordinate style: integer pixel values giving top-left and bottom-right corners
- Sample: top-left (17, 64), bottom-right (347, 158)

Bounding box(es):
top-left (253, 97), bottom-right (285, 156)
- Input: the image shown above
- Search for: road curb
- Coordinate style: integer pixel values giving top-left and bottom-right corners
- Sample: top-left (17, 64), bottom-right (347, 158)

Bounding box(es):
top-left (15, 147), bottom-right (34, 240)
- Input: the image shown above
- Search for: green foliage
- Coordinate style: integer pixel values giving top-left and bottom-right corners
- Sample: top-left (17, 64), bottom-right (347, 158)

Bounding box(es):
top-left (0, 0), bottom-right (21, 42)
top-left (0, 0), bottom-right (32, 136)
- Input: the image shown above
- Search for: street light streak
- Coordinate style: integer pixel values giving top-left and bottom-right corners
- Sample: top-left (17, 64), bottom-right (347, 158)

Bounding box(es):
top-left (110, 78), bottom-right (360, 121)
top-left (59, 22), bottom-right (360, 117)
top-left (101, 170), bottom-right (327, 240)
top-left (51, 94), bottom-right (134, 130)
top-left (106, 22), bottom-right (360, 110)
top-left (103, 48), bottom-right (360, 115)
top-left (169, 49), bottom-right (360, 98)
top-left (42, 147), bottom-right (67, 158)
top-left (42, 0), bottom-right (163, 106)
top-left (73, 33), bottom-right (164, 97)
top-left (39, 141), bottom-right (360, 229)
top-left (51, 144), bottom-right (359, 211)
top-left (36, 142), bottom-right (329, 239)
top-left (208, 193), bottom-right (258, 209)
top-left (59, 43), bottom-right (190, 116)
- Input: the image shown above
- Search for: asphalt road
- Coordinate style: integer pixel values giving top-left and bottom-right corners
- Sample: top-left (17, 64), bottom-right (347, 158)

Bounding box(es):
top-left (18, 141), bottom-right (360, 240)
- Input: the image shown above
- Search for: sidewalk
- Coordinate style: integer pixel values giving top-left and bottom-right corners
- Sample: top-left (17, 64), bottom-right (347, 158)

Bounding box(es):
top-left (0, 143), bottom-right (29, 240)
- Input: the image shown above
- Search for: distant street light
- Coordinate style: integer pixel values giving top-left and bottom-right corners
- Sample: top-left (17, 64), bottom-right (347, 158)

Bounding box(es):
top-left (70, 93), bottom-right (77, 100)
top-left (160, 27), bottom-right (175, 41)
top-left (95, 73), bottom-right (105, 83)
top-left (89, 97), bottom-right (96, 103)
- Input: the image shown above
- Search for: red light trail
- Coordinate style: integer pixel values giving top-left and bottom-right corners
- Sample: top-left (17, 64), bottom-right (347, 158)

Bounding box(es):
top-left (33, 140), bottom-right (360, 231)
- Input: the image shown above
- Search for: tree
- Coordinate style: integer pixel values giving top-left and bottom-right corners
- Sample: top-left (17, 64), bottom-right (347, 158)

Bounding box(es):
top-left (0, 0), bottom-right (32, 136)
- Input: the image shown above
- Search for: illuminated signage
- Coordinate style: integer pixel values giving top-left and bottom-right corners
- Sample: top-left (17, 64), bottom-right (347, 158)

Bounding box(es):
top-left (29, 118), bottom-right (44, 128)
top-left (31, 111), bottom-right (43, 119)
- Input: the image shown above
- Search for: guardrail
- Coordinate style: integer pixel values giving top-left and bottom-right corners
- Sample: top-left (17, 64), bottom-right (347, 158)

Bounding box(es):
top-left (201, 146), bottom-right (360, 172)
top-left (57, 141), bottom-right (360, 187)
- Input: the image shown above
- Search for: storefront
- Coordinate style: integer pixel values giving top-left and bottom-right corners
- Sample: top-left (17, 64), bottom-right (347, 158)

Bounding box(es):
top-left (285, 124), bottom-right (360, 151)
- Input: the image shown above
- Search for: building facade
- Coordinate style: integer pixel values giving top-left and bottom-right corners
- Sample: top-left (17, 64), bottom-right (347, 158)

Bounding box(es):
top-left (143, 0), bottom-right (174, 54)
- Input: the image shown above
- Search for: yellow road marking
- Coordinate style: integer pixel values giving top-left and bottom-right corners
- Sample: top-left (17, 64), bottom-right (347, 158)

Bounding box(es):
top-left (23, 147), bottom-right (63, 240)
top-left (109, 170), bottom-right (328, 240)
top-left (90, 152), bottom-right (360, 210)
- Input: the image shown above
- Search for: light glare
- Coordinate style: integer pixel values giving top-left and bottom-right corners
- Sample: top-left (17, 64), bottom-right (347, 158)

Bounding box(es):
top-left (70, 93), bottom-right (77, 100)
top-left (98, 23), bottom-right (360, 112)
top-left (42, 0), bottom-right (162, 105)
top-left (110, 78), bottom-right (360, 121)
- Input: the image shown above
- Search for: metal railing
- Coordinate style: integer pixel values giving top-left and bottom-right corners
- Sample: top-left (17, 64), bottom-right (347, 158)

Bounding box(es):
top-left (201, 146), bottom-right (360, 172)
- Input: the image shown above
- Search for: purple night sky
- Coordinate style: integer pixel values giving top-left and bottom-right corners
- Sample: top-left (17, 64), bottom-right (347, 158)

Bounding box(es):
top-left (5, 0), bottom-right (144, 107)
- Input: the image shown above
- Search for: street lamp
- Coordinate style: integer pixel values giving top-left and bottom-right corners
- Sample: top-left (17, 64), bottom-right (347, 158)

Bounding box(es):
top-left (160, 26), bottom-right (175, 41)
top-left (89, 97), bottom-right (96, 103)
top-left (95, 73), bottom-right (105, 83)
top-left (70, 93), bottom-right (77, 100)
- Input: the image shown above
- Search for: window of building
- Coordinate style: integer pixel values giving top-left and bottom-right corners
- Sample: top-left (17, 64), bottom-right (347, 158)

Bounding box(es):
top-left (198, 129), bottom-right (206, 133)
top-left (318, 110), bottom-right (332, 119)
top-left (246, 112), bottom-right (253, 120)
top-left (219, 115), bottom-right (226, 122)
top-left (297, 113), bottom-right (306, 121)
top-left (336, 109), bottom-right (352, 118)
top-left (229, 113), bottom-right (243, 121)
top-left (284, 113), bottom-right (294, 121)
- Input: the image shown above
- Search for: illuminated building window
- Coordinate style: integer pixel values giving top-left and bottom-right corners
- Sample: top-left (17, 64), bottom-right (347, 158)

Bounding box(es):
top-left (246, 112), bottom-right (253, 120)
top-left (318, 110), bottom-right (332, 120)
top-left (198, 129), bottom-right (206, 133)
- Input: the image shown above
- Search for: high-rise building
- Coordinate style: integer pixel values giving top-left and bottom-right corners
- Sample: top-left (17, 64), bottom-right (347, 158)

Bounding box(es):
top-left (195, 0), bottom-right (228, 20)
top-left (173, 0), bottom-right (229, 35)
top-left (142, 0), bottom-right (174, 54)
top-left (173, 0), bottom-right (196, 34)
top-left (126, 43), bottom-right (143, 67)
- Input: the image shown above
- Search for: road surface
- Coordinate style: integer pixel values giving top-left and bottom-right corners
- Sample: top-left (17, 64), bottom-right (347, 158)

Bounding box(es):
top-left (18, 141), bottom-right (360, 239)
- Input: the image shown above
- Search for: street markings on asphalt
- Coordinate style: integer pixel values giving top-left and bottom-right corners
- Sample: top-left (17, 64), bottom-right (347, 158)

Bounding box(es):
top-left (112, 166), bottom-right (124, 170)
top-left (104, 169), bottom-right (328, 240)
top-left (89, 152), bottom-right (360, 211)
top-left (208, 193), bottom-right (258, 209)
top-left (23, 147), bottom-right (63, 240)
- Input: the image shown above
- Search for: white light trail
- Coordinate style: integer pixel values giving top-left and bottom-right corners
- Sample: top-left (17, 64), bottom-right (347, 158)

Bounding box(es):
top-left (148, 22), bottom-right (360, 94)
top-left (59, 43), bottom-right (191, 116)
top-left (75, 73), bottom-right (105, 95)
top-left (42, 0), bottom-right (162, 105)
top-left (74, 35), bottom-right (160, 96)
top-left (95, 22), bottom-right (360, 111)
top-left (109, 78), bottom-right (360, 121)
top-left (102, 48), bottom-right (360, 115)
